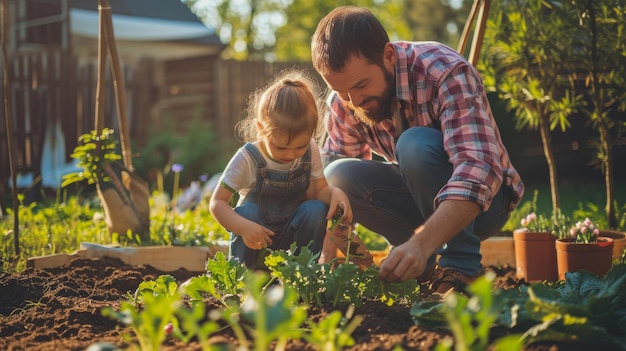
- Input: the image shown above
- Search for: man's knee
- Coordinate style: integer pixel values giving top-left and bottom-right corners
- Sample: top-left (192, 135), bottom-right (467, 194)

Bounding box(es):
top-left (396, 127), bottom-right (445, 167)
top-left (324, 158), bottom-right (358, 189)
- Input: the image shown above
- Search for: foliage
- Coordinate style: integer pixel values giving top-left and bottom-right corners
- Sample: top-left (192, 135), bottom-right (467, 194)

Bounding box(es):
top-left (402, 0), bottom-right (473, 49)
top-left (102, 275), bottom-right (182, 351)
top-left (133, 115), bottom-right (225, 193)
top-left (61, 128), bottom-right (122, 187)
top-left (231, 271), bottom-right (308, 351)
top-left (264, 243), bottom-right (420, 308)
top-left (479, 0), bottom-right (584, 216)
top-left (411, 264), bottom-right (626, 350)
top-left (574, 201), bottom-right (626, 231)
top-left (0, 194), bottom-right (109, 272)
top-left (0, 193), bottom-right (230, 273)
top-left (103, 263), bottom-right (365, 351)
top-left (563, 0), bottom-right (626, 229)
top-left (523, 265), bottom-right (626, 349)
top-left (439, 272), bottom-right (524, 351)
top-left (184, 0), bottom-right (414, 61)
top-left (481, 0), bottom-right (626, 228)
top-left (303, 305), bottom-right (363, 350)
top-left (181, 251), bottom-right (248, 306)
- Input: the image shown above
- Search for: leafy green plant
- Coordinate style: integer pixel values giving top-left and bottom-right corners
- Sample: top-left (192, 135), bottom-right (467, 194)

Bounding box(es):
top-left (303, 304), bottom-right (363, 350)
top-left (264, 243), bottom-right (419, 308)
top-left (170, 302), bottom-right (221, 351)
top-left (102, 275), bottom-right (181, 351)
top-left (236, 271), bottom-right (307, 351)
top-left (180, 251), bottom-right (248, 305)
top-left (411, 264), bottom-right (626, 350)
top-left (125, 261), bottom-right (365, 351)
top-left (523, 264), bottom-right (626, 349)
top-left (414, 272), bottom-right (523, 351)
top-left (61, 128), bottom-right (122, 187)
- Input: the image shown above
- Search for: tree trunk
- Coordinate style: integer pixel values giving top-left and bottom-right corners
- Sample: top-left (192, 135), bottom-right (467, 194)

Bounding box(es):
top-left (539, 113), bottom-right (560, 216)
top-left (599, 123), bottom-right (617, 229)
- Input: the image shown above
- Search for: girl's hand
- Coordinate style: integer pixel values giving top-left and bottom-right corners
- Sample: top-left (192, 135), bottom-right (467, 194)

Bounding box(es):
top-left (327, 187), bottom-right (353, 226)
top-left (240, 222), bottom-right (275, 250)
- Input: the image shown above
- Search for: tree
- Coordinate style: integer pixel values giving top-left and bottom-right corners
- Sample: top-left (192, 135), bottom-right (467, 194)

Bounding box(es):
top-left (183, 0), bottom-right (287, 60)
top-left (402, 0), bottom-right (475, 48)
top-left (274, 0), bottom-right (412, 61)
top-left (566, 0), bottom-right (626, 228)
top-left (479, 0), bottom-right (584, 217)
top-left (184, 0), bottom-right (414, 61)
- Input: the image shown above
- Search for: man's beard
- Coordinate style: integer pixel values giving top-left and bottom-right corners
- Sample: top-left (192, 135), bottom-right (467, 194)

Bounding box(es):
top-left (347, 68), bottom-right (396, 126)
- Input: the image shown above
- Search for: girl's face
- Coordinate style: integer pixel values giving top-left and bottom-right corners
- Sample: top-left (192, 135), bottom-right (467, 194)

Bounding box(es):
top-left (263, 131), bottom-right (311, 163)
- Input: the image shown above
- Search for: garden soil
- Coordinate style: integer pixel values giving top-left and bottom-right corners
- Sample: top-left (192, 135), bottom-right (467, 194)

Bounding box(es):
top-left (0, 256), bottom-right (605, 350)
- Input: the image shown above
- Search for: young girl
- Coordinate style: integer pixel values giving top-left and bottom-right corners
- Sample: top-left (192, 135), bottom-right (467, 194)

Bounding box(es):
top-left (209, 69), bottom-right (352, 269)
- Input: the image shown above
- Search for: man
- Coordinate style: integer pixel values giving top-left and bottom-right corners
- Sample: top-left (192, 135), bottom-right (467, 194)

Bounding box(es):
top-left (311, 6), bottom-right (524, 293)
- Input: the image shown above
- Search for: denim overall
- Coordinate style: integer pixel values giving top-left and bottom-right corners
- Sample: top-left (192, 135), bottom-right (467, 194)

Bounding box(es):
top-left (231, 142), bottom-right (327, 268)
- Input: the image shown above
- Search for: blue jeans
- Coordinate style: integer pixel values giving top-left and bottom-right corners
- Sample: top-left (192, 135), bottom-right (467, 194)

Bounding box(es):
top-left (231, 200), bottom-right (327, 268)
top-left (324, 127), bottom-right (512, 276)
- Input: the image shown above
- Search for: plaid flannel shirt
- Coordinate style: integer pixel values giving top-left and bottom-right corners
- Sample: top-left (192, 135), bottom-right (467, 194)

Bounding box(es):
top-left (322, 41), bottom-right (524, 211)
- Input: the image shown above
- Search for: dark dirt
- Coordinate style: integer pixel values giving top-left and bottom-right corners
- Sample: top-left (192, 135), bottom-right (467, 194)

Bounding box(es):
top-left (0, 256), bottom-right (605, 350)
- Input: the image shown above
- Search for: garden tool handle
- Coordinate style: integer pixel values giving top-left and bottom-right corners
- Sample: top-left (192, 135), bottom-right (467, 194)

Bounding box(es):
top-left (97, 0), bottom-right (134, 170)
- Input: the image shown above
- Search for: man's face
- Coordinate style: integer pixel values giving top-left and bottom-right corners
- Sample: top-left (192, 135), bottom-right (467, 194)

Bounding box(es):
top-left (321, 52), bottom-right (396, 125)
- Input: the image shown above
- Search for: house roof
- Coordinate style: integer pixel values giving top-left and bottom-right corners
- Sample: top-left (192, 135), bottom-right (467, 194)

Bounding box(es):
top-left (71, 0), bottom-right (221, 44)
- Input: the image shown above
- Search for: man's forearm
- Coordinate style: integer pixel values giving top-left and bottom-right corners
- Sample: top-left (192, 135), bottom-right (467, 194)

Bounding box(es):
top-left (409, 200), bottom-right (482, 256)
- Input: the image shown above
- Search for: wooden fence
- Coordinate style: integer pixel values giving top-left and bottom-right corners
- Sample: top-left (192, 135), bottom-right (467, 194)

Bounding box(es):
top-left (0, 48), bottom-right (317, 203)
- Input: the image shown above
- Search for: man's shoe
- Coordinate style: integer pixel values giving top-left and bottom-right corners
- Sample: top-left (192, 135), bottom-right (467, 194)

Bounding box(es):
top-left (428, 267), bottom-right (479, 294)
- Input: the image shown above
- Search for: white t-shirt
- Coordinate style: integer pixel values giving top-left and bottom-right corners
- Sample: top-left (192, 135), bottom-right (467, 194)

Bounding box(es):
top-left (219, 139), bottom-right (325, 203)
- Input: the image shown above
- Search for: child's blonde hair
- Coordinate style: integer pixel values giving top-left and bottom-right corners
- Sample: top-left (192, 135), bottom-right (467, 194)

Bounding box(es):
top-left (237, 69), bottom-right (324, 144)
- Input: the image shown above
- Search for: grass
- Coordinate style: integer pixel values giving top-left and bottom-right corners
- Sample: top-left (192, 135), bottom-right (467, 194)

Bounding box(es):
top-left (0, 190), bottom-right (231, 273)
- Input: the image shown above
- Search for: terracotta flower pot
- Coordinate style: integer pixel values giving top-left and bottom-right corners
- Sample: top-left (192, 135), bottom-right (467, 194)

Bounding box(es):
top-left (513, 229), bottom-right (558, 282)
top-left (598, 230), bottom-right (626, 261)
top-left (555, 237), bottom-right (614, 280)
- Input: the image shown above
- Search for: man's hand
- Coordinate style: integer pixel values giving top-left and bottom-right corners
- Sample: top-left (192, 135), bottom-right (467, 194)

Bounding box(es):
top-left (377, 237), bottom-right (427, 282)
top-left (377, 200), bottom-right (481, 282)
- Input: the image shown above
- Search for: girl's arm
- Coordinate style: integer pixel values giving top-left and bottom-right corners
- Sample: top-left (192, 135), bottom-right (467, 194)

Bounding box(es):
top-left (209, 185), bottom-right (274, 249)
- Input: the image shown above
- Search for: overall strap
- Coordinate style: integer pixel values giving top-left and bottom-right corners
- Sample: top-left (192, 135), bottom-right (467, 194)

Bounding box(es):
top-left (243, 143), bottom-right (267, 168)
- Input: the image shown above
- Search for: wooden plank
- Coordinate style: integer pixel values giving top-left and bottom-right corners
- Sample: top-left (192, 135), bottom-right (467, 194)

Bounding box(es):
top-left (27, 244), bottom-right (229, 272)
top-left (480, 237), bottom-right (515, 267)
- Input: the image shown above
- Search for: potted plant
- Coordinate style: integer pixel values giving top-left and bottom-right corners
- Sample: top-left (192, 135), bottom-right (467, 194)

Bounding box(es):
top-left (513, 211), bottom-right (569, 282)
top-left (555, 218), bottom-right (614, 280)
